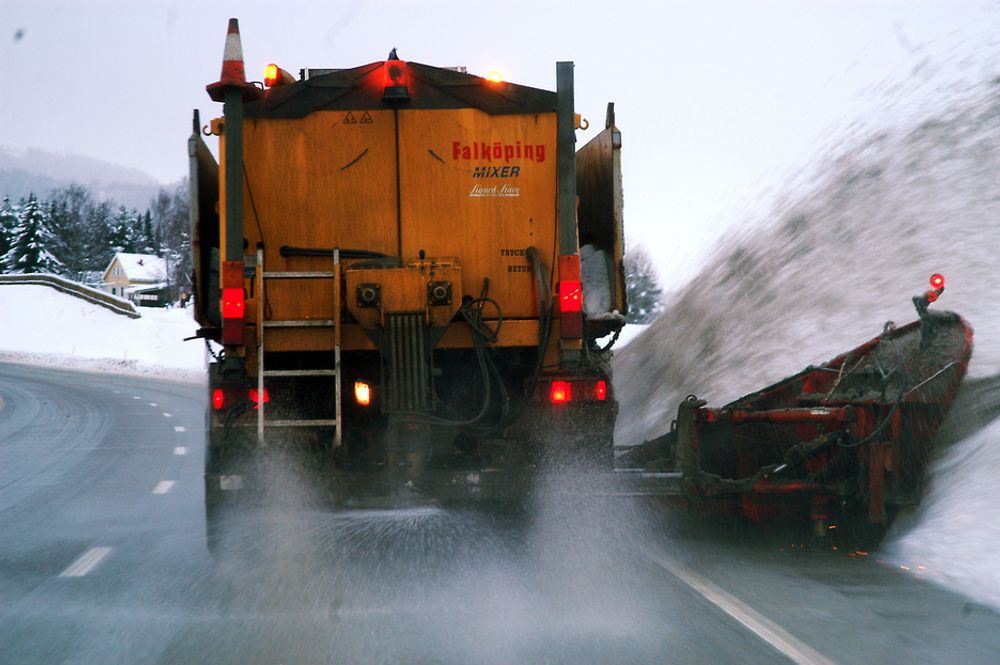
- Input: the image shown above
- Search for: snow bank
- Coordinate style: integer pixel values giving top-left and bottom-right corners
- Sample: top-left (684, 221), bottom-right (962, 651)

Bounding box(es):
top-left (0, 284), bottom-right (205, 383)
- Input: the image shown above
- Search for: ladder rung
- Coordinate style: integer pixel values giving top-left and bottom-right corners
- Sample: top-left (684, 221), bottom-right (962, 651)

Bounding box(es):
top-left (263, 320), bottom-right (336, 328)
top-left (262, 271), bottom-right (337, 279)
top-left (262, 369), bottom-right (338, 377)
top-left (264, 419), bottom-right (339, 428)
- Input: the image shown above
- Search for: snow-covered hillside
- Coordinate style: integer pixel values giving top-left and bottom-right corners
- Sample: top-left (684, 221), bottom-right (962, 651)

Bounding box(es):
top-left (0, 284), bottom-right (204, 382)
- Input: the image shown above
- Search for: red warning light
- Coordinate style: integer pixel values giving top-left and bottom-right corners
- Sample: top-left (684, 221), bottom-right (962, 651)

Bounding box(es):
top-left (550, 380), bottom-right (571, 404)
top-left (929, 273), bottom-right (945, 290)
top-left (212, 388), bottom-right (225, 410)
top-left (382, 59), bottom-right (410, 99)
top-left (926, 290), bottom-right (939, 303)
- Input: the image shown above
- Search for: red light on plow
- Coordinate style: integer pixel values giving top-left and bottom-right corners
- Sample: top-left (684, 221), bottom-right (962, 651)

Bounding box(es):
top-left (926, 290), bottom-right (939, 303)
top-left (212, 389), bottom-right (225, 410)
top-left (595, 380), bottom-right (608, 401)
top-left (930, 273), bottom-right (945, 290)
top-left (550, 381), bottom-right (571, 404)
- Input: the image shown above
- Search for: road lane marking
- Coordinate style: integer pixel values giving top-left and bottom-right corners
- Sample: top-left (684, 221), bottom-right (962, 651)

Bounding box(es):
top-left (647, 551), bottom-right (838, 665)
top-left (60, 547), bottom-right (112, 578)
top-left (149, 402), bottom-right (158, 407)
top-left (152, 481), bottom-right (176, 494)
top-left (174, 447), bottom-right (188, 456)
top-left (132, 396), bottom-right (141, 400)
top-left (162, 412), bottom-right (172, 418)
top-left (174, 426), bottom-right (186, 433)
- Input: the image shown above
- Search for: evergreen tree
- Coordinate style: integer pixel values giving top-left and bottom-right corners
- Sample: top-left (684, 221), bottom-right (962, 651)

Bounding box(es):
top-left (3, 193), bottom-right (63, 274)
top-left (47, 185), bottom-right (94, 279)
top-left (83, 200), bottom-right (114, 273)
top-left (140, 210), bottom-right (159, 255)
top-left (0, 197), bottom-right (18, 270)
top-left (107, 205), bottom-right (142, 254)
top-left (624, 245), bottom-right (664, 324)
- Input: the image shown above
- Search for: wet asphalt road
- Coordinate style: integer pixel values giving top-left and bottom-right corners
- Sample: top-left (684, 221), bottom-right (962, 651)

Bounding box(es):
top-left (1, 361), bottom-right (1000, 664)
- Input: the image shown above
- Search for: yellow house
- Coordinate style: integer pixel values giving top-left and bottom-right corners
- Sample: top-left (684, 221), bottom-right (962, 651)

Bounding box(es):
top-left (102, 252), bottom-right (170, 306)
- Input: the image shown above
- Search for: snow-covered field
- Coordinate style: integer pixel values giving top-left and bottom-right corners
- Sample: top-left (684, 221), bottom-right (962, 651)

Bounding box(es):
top-left (0, 284), bottom-right (205, 383)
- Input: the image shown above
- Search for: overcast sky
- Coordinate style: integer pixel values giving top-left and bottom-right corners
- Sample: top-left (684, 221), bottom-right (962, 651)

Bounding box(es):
top-left (3, 1), bottom-right (998, 280)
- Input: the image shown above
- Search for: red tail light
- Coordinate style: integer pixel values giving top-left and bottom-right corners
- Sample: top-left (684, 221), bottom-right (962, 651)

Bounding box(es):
top-left (550, 380), bottom-right (571, 404)
top-left (930, 273), bottom-right (945, 290)
top-left (927, 290), bottom-right (939, 303)
top-left (212, 388), bottom-right (225, 410)
top-left (558, 254), bottom-right (583, 338)
top-left (221, 261), bottom-right (245, 345)
top-left (595, 380), bottom-right (608, 401)
top-left (249, 387), bottom-right (270, 409)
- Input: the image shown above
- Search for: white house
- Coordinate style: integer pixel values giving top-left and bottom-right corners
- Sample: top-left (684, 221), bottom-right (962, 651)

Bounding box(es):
top-left (102, 252), bottom-right (171, 307)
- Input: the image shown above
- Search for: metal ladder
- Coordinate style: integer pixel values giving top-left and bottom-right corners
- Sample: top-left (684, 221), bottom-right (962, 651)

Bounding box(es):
top-left (255, 246), bottom-right (342, 448)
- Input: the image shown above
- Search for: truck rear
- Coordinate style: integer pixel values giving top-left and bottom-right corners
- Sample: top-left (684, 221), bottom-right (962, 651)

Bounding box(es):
top-left (189, 20), bottom-right (627, 525)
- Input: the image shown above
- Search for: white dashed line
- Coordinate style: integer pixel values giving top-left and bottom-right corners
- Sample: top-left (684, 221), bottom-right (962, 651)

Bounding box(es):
top-left (113, 390), bottom-right (121, 394)
top-left (60, 547), bottom-right (113, 578)
top-left (151, 481), bottom-right (176, 494)
top-left (647, 550), bottom-right (838, 665)
top-left (149, 402), bottom-right (158, 407)
top-left (132, 396), bottom-right (141, 400)
top-left (174, 426), bottom-right (186, 433)
top-left (162, 413), bottom-right (172, 418)
top-left (174, 447), bottom-right (188, 456)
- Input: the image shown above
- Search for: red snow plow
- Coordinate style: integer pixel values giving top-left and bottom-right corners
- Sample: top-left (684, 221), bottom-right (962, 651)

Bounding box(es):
top-left (615, 275), bottom-right (973, 535)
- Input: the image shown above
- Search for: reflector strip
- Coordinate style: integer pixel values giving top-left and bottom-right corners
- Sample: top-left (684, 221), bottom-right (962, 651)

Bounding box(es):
top-left (558, 254), bottom-right (583, 339)
top-left (221, 288), bottom-right (245, 318)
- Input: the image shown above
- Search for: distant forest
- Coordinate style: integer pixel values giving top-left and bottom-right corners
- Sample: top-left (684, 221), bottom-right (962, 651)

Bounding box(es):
top-left (0, 181), bottom-right (191, 295)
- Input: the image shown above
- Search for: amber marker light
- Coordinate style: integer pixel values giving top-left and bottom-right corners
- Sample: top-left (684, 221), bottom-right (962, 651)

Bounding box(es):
top-left (354, 381), bottom-right (372, 407)
top-left (485, 69), bottom-right (504, 83)
top-left (264, 63), bottom-right (279, 86)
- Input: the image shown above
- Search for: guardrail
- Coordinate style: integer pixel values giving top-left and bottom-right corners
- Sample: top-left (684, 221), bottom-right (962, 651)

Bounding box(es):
top-left (0, 273), bottom-right (141, 319)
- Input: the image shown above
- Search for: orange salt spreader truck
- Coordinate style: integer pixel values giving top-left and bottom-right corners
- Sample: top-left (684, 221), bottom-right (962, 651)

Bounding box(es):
top-left (189, 20), bottom-right (630, 534)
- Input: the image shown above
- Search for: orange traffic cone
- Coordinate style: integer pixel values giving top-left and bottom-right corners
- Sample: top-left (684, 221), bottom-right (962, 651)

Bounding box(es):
top-left (206, 18), bottom-right (259, 102)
